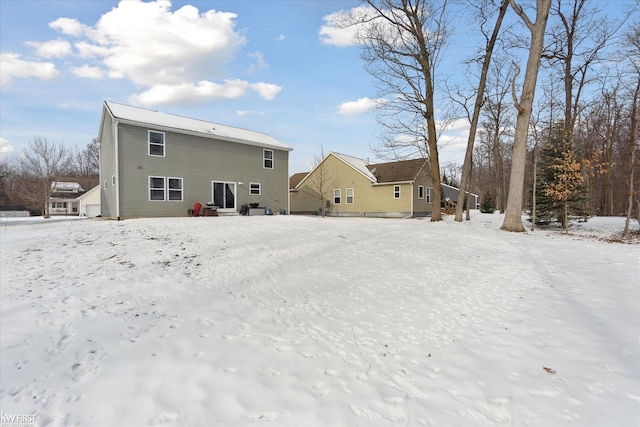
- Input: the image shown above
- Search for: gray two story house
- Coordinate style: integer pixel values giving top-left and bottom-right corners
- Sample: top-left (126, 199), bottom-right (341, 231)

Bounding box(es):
top-left (98, 101), bottom-right (292, 219)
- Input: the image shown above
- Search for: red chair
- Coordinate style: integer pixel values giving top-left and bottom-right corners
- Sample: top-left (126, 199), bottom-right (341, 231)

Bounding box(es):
top-left (193, 202), bottom-right (202, 217)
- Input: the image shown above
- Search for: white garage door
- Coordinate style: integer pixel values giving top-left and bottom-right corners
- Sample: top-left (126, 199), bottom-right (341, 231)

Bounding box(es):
top-left (85, 204), bottom-right (101, 217)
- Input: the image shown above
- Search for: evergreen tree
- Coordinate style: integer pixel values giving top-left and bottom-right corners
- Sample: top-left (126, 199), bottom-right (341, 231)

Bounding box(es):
top-left (533, 123), bottom-right (585, 228)
top-left (481, 191), bottom-right (496, 213)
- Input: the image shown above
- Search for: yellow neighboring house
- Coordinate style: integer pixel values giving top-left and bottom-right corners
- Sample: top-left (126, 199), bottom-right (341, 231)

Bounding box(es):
top-left (290, 152), bottom-right (434, 218)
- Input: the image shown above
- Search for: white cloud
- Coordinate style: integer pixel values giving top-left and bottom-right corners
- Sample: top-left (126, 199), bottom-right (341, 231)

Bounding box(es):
top-left (237, 110), bottom-right (265, 116)
top-left (276, 34), bottom-right (286, 41)
top-left (74, 1), bottom-right (247, 87)
top-left (247, 51), bottom-right (269, 74)
top-left (338, 97), bottom-right (382, 115)
top-left (319, 6), bottom-right (377, 47)
top-left (130, 79), bottom-right (251, 106)
top-left (0, 53), bottom-right (58, 88)
top-left (131, 79), bottom-right (283, 106)
top-left (71, 64), bottom-right (105, 79)
top-left (49, 17), bottom-right (91, 37)
top-left (250, 82), bottom-right (282, 100)
top-left (438, 118), bottom-right (471, 152)
top-left (13, 1), bottom-right (283, 105)
top-left (0, 137), bottom-right (17, 156)
top-left (25, 39), bottom-right (72, 58)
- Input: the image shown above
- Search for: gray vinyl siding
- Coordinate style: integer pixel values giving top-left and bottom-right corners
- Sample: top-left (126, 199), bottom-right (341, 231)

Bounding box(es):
top-left (412, 168), bottom-right (433, 217)
top-left (116, 123), bottom-right (289, 218)
top-left (99, 113), bottom-right (117, 218)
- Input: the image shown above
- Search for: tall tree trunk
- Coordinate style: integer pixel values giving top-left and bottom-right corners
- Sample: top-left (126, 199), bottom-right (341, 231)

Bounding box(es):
top-left (501, 0), bottom-right (552, 232)
top-left (531, 146), bottom-right (538, 231)
top-left (623, 78), bottom-right (640, 236)
top-left (455, 0), bottom-right (509, 222)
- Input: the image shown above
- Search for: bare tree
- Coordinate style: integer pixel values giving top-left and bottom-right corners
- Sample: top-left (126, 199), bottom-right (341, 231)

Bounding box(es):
top-left (482, 56), bottom-right (517, 213)
top-left (622, 20), bottom-right (640, 236)
top-left (302, 147), bottom-right (334, 218)
top-left (17, 137), bottom-right (70, 217)
top-left (501, 0), bottom-right (552, 232)
top-left (454, 0), bottom-right (510, 222)
top-left (543, 0), bottom-right (622, 133)
top-left (0, 158), bottom-right (17, 207)
top-left (347, 0), bottom-right (450, 221)
top-left (70, 139), bottom-right (100, 177)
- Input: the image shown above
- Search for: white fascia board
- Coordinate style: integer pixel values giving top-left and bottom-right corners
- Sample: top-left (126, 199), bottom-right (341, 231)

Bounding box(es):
top-left (372, 180), bottom-right (413, 186)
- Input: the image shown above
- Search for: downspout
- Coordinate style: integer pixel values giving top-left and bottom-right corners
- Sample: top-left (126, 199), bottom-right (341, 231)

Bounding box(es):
top-left (404, 182), bottom-right (414, 219)
top-left (113, 119), bottom-right (121, 220)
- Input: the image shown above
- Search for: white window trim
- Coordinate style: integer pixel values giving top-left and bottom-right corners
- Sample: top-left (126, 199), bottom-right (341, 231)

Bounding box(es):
top-left (149, 176), bottom-right (166, 201)
top-left (426, 187), bottom-right (432, 203)
top-left (249, 182), bottom-right (261, 195)
top-left (148, 130), bottom-right (166, 157)
top-left (334, 188), bottom-right (341, 204)
top-left (346, 188), bottom-right (354, 204)
top-left (418, 185), bottom-right (424, 199)
top-left (263, 149), bottom-right (274, 169)
top-left (393, 185), bottom-right (401, 199)
top-left (167, 177), bottom-right (184, 202)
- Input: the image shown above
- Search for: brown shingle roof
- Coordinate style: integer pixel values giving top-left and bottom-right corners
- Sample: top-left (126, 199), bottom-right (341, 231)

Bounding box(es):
top-left (366, 158), bottom-right (429, 183)
top-left (289, 172), bottom-right (309, 189)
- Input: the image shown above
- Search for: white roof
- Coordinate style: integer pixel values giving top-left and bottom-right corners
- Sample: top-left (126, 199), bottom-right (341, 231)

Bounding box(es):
top-left (331, 152), bottom-right (377, 182)
top-left (295, 152), bottom-right (377, 190)
top-left (51, 181), bottom-right (84, 192)
top-left (104, 101), bottom-right (292, 152)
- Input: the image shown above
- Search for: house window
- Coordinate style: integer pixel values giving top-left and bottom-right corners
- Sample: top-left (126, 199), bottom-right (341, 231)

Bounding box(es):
top-left (250, 182), bottom-right (261, 195)
top-left (393, 185), bottom-right (401, 199)
top-left (263, 149), bottom-right (274, 169)
top-left (112, 175), bottom-right (116, 186)
top-left (346, 188), bottom-right (354, 204)
top-left (426, 187), bottom-right (432, 203)
top-left (149, 176), bottom-right (166, 201)
top-left (418, 185), bottom-right (424, 199)
top-left (334, 189), bottom-right (341, 204)
top-left (149, 131), bottom-right (165, 157)
top-left (167, 177), bottom-right (183, 201)
top-left (149, 176), bottom-right (183, 201)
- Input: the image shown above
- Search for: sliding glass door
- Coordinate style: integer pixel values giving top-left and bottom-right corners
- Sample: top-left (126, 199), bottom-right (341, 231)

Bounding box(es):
top-left (212, 181), bottom-right (236, 212)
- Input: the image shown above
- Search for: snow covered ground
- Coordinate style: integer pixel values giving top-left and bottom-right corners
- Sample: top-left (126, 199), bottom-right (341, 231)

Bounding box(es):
top-left (1, 212), bottom-right (638, 427)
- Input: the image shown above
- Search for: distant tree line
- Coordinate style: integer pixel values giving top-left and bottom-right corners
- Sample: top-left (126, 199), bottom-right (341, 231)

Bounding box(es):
top-left (0, 137), bottom-right (99, 217)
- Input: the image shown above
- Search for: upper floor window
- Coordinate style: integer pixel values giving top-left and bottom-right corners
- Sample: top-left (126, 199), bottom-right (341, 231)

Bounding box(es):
top-left (263, 149), bottom-right (274, 169)
top-left (149, 131), bottom-right (165, 157)
top-left (250, 182), bottom-right (261, 195)
top-left (393, 185), bottom-right (401, 199)
top-left (418, 185), bottom-right (424, 199)
top-left (346, 188), bottom-right (354, 204)
top-left (334, 189), bottom-right (341, 204)
top-left (426, 187), bottom-right (432, 203)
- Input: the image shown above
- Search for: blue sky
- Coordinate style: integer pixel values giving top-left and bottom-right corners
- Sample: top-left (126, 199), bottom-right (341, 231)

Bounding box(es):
top-left (0, 0), bottom-right (636, 174)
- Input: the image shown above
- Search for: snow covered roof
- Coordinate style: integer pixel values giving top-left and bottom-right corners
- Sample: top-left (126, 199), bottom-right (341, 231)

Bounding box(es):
top-left (331, 152), bottom-right (378, 182)
top-left (51, 182), bottom-right (84, 192)
top-left (103, 101), bottom-right (292, 152)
